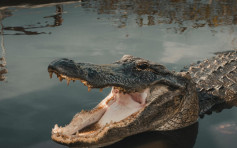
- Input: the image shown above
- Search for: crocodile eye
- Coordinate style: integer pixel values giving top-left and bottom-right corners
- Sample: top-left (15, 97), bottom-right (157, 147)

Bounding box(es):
top-left (136, 63), bottom-right (148, 70)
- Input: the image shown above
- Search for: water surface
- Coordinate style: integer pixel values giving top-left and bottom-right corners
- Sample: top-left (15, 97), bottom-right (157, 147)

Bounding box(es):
top-left (0, 0), bottom-right (237, 148)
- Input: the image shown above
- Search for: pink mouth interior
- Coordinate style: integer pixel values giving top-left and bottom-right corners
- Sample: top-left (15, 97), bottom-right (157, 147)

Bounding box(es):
top-left (98, 87), bottom-right (148, 126)
top-left (52, 87), bottom-right (149, 136)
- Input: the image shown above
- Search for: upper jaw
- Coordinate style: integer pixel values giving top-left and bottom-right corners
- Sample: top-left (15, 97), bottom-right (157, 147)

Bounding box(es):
top-left (48, 58), bottom-right (150, 91)
top-left (48, 57), bottom-right (186, 93)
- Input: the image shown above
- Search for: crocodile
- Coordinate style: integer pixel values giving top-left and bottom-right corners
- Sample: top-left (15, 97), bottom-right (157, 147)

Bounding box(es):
top-left (48, 51), bottom-right (237, 147)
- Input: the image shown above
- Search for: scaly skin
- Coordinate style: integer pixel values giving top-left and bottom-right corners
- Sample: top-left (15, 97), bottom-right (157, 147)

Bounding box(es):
top-left (48, 51), bottom-right (236, 147)
top-left (188, 51), bottom-right (237, 116)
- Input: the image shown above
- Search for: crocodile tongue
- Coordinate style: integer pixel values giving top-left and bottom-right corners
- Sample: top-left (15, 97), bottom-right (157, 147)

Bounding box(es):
top-left (98, 87), bottom-right (148, 126)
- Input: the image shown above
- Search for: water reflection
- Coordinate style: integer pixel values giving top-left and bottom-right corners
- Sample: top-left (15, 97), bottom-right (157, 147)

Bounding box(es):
top-left (0, 4), bottom-right (65, 81)
top-left (44, 5), bottom-right (64, 27)
top-left (1, 5), bottom-right (64, 35)
top-left (4, 0), bottom-right (237, 32)
top-left (0, 0), bottom-right (77, 8)
top-left (81, 0), bottom-right (237, 31)
top-left (215, 122), bottom-right (237, 135)
top-left (1, 0), bottom-right (237, 33)
top-left (0, 11), bottom-right (8, 81)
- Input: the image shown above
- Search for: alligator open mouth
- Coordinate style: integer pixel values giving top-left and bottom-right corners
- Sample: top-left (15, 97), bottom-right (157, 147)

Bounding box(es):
top-left (48, 56), bottom-right (199, 147)
top-left (48, 69), bottom-right (153, 146)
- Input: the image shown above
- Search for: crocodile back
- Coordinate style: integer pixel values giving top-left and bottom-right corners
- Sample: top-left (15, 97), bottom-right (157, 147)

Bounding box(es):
top-left (188, 51), bottom-right (237, 115)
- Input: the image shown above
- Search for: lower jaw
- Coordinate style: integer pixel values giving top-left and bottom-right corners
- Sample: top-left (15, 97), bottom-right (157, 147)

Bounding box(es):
top-left (51, 87), bottom-right (149, 142)
top-left (51, 108), bottom-right (144, 146)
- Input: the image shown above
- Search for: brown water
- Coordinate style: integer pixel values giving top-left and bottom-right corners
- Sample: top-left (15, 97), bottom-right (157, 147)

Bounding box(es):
top-left (0, 0), bottom-right (237, 148)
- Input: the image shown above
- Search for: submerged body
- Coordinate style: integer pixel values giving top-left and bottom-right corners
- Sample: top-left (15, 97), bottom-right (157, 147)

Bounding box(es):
top-left (48, 51), bottom-right (237, 147)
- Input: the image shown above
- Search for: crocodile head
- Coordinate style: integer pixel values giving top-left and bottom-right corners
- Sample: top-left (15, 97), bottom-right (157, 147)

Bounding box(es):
top-left (48, 55), bottom-right (199, 147)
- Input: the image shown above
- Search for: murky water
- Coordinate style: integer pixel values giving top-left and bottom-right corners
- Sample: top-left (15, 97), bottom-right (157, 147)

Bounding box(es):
top-left (0, 0), bottom-right (237, 148)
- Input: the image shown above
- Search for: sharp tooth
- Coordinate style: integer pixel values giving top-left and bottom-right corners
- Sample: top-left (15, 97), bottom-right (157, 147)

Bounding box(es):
top-left (81, 80), bottom-right (87, 85)
top-left (67, 79), bottom-right (70, 86)
top-left (100, 88), bottom-right (103, 92)
top-left (54, 124), bottom-right (59, 130)
top-left (88, 87), bottom-right (91, 92)
top-left (49, 72), bottom-right (53, 79)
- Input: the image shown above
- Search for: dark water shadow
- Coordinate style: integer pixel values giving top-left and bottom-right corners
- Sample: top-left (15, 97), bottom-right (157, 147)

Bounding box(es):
top-left (105, 122), bottom-right (198, 148)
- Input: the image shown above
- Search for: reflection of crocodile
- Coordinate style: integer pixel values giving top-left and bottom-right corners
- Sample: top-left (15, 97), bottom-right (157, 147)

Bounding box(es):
top-left (48, 51), bottom-right (237, 147)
